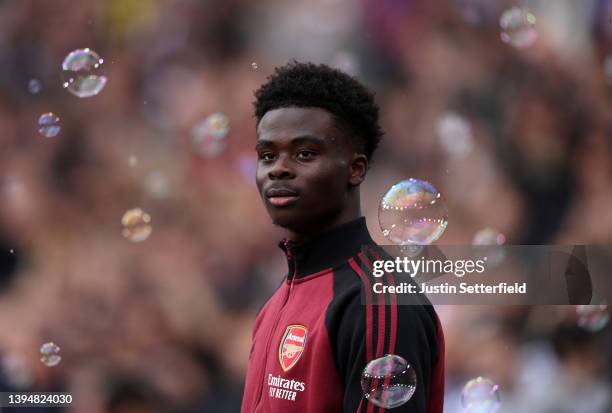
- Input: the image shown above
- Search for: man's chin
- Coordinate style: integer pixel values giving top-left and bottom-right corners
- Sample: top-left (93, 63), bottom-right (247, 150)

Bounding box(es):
top-left (268, 209), bottom-right (310, 231)
top-left (270, 215), bottom-right (303, 231)
top-left (266, 203), bottom-right (343, 234)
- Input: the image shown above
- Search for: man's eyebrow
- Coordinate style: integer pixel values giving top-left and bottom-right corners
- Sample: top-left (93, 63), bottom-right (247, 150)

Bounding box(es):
top-left (290, 135), bottom-right (326, 146)
top-left (255, 135), bottom-right (326, 150)
top-left (255, 140), bottom-right (273, 151)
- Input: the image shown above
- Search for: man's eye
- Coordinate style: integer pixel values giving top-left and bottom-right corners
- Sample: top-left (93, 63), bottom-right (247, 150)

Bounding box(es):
top-left (296, 150), bottom-right (317, 160)
top-left (259, 152), bottom-right (275, 161)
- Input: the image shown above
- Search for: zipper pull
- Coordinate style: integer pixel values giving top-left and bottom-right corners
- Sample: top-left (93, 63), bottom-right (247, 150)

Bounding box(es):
top-left (283, 239), bottom-right (297, 284)
top-left (283, 239), bottom-right (293, 260)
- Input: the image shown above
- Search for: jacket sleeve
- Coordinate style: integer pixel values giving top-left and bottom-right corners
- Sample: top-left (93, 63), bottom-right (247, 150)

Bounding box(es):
top-left (329, 274), bottom-right (442, 413)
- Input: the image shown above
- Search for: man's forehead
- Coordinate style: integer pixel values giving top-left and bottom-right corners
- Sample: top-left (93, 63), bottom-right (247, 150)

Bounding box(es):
top-left (257, 107), bottom-right (336, 140)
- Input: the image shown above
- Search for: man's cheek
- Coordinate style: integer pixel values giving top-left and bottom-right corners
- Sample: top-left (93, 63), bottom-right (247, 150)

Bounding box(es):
top-left (315, 185), bottom-right (346, 214)
top-left (255, 169), bottom-right (265, 192)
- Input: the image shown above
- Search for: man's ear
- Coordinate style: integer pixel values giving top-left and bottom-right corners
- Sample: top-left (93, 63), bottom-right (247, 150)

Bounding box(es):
top-left (348, 153), bottom-right (368, 187)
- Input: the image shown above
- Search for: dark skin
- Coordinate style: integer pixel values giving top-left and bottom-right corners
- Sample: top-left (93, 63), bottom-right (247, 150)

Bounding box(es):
top-left (255, 107), bottom-right (368, 244)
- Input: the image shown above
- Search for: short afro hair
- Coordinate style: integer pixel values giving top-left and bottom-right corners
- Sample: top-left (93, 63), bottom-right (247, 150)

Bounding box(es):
top-left (253, 61), bottom-right (383, 161)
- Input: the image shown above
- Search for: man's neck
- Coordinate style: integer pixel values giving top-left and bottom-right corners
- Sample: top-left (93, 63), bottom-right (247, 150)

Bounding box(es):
top-left (287, 207), bottom-right (362, 244)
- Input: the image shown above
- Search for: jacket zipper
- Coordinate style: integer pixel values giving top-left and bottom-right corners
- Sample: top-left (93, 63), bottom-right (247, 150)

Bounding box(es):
top-left (254, 239), bottom-right (296, 410)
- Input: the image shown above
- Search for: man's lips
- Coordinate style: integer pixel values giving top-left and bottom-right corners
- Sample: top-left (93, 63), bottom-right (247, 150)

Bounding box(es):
top-left (268, 196), bottom-right (299, 206)
top-left (265, 187), bottom-right (299, 207)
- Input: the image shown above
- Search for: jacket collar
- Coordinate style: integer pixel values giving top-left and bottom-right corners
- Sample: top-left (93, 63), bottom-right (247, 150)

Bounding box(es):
top-left (278, 217), bottom-right (375, 279)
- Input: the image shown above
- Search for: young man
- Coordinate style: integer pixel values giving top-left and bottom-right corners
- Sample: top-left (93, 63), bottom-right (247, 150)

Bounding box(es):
top-left (241, 62), bottom-right (444, 413)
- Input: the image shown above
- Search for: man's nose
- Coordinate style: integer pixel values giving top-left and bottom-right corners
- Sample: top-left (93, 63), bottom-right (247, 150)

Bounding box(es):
top-left (268, 154), bottom-right (295, 180)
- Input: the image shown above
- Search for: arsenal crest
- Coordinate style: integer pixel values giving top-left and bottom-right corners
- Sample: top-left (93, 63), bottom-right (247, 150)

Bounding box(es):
top-left (278, 324), bottom-right (308, 372)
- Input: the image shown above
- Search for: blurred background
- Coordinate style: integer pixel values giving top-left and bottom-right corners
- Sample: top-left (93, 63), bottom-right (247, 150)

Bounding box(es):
top-left (1, 0), bottom-right (611, 412)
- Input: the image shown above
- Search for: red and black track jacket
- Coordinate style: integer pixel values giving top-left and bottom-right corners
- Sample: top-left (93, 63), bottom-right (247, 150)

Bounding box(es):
top-left (241, 217), bottom-right (445, 413)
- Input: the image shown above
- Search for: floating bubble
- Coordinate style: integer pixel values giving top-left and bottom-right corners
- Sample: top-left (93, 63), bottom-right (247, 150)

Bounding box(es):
top-left (121, 208), bottom-right (152, 242)
top-left (361, 354), bottom-right (417, 409)
top-left (145, 171), bottom-right (170, 200)
top-left (251, 62), bottom-right (259, 70)
top-left (28, 79), bottom-right (41, 94)
top-left (37, 113), bottom-right (61, 138)
top-left (577, 304), bottom-right (609, 332)
top-left (39, 342), bottom-right (61, 367)
top-left (61, 48), bottom-right (107, 98)
top-left (379, 179), bottom-right (448, 245)
top-left (461, 377), bottom-right (501, 413)
top-left (472, 228), bottom-right (506, 246)
top-left (9, 249), bottom-right (14, 254)
top-left (204, 112), bottom-right (229, 137)
top-left (190, 112), bottom-right (230, 158)
top-left (472, 227), bottom-right (506, 267)
top-left (436, 112), bottom-right (474, 158)
top-left (499, 7), bottom-right (537, 49)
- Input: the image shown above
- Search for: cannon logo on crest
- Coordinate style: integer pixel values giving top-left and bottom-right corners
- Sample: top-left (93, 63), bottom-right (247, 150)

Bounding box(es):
top-left (278, 324), bottom-right (308, 371)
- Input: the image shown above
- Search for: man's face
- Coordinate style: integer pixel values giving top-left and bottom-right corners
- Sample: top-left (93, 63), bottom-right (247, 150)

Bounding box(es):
top-left (255, 107), bottom-right (354, 232)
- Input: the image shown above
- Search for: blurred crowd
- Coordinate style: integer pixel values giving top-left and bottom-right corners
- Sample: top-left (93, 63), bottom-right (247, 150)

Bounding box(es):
top-left (0, 0), bottom-right (611, 412)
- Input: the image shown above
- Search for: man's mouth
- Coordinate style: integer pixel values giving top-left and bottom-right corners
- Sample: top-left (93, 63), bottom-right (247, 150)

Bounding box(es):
top-left (265, 187), bottom-right (299, 207)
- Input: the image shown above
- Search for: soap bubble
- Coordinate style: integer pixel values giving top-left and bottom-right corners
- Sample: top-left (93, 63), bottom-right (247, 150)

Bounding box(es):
top-left (577, 304), bottom-right (609, 332)
top-left (61, 48), bottom-right (107, 98)
top-left (145, 171), bottom-right (170, 199)
top-left (37, 113), bottom-right (61, 138)
top-left (28, 79), bottom-right (41, 94)
top-left (436, 112), bottom-right (474, 158)
top-left (379, 179), bottom-right (448, 245)
top-left (121, 208), bottom-right (152, 242)
top-left (499, 7), bottom-right (537, 49)
top-left (472, 228), bottom-right (506, 267)
top-left (361, 354), bottom-right (417, 409)
top-left (472, 228), bottom-right (506, 246)
top-left (202, 112), bottom-right (229, 137)
top-left (461, 376), bottom-right (501, 413)
top-left (39, 342), bottom-right (61, 367)
top-left (190, 112), bottom-right (230, 158)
